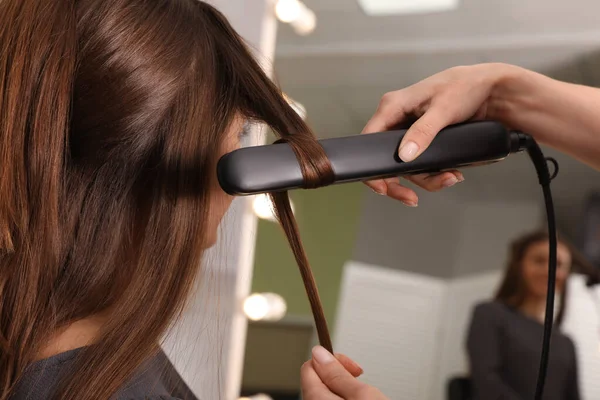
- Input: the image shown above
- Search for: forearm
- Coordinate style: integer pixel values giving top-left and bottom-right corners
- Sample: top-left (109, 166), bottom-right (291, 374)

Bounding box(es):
top-left (489, 63), bottom-right (600, 170)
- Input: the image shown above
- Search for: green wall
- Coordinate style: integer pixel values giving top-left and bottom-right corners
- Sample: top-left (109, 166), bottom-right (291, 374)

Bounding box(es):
top-left (252, 183), bottom-right (364, 325)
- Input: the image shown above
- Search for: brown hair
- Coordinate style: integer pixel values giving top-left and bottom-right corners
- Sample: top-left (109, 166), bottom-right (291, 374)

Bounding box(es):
top-left (495, 230), bottom-right (596, 326)
top-left (0, 1), bottom-right (332, 399)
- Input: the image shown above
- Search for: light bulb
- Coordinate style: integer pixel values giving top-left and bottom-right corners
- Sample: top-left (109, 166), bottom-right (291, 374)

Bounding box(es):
top-left (357, 0), bottom-right (460, 15)
top-left (290, 7), bottom-right (316, 36)
top-left (275, 0), bottom-right (302, 23)
top-left (243, 293), bottom-right (287, 322)
top-left (252, 194), bottom-right (295, 222)
top-left (244, 294), bottom-right (269, 321)
top-left (275, 0), bottom-right (317, 36)
top-left (253, 194), bottom-right (277, 222)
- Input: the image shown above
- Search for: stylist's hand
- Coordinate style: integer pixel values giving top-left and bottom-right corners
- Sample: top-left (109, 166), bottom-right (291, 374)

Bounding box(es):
top-left (301, 346), bottom-right (389, 399)
top-left (363, 63), bottom-right (512, 206)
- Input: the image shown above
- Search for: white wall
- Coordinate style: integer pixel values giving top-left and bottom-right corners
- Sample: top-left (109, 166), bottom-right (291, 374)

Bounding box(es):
top-left (562, 275), bottom-right (600, 400)
top-left (333, 264), bottom-right (502, 400)
top-left (161, 2), bottom-right (278, 399)
top-left (335, 265), bottom-right (600, 400)
top-left (334, 262), bottom-right (447, 400)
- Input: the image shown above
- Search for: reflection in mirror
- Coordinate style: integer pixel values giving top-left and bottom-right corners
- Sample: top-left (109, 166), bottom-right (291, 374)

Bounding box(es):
top-left (241, 0), bottom-right (600, 399)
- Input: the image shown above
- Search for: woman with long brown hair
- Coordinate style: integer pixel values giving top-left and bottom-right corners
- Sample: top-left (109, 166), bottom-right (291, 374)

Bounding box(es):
top-left (466, 231), bottom-right (586, 400)
top-left (0, 0), bottom-right (407, 398)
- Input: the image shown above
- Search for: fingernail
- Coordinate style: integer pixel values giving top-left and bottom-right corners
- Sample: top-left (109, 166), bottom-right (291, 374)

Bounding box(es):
top-left (443, 176), bottom-right (458, 188)
top-left (336, 354), bottom-right (364, 373)
top-left (457, 174), bottom-right (465, 182)
top-left (371, 188), bottom-right (385, 196)
top-left (351, 360), bottom-right (364, 374)
top-left (312, 346), bottom-right (335, 365)
top-left (398, 141), bottom-right (419, 162)
top-left (402, 200), bottom-right (418, 207)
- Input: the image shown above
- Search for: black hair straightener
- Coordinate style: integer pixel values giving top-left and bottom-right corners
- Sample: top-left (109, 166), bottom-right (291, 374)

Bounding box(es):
top-left (217, 120), bottom-right (557, 400)
top-left (218, 121), bottom-right (528, 196)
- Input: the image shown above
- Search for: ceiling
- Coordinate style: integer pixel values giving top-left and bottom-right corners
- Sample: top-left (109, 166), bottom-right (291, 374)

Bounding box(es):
top-left (275, 0), bottom-right (600, 139)
top-left (273, 0), bottom-right (600, 242)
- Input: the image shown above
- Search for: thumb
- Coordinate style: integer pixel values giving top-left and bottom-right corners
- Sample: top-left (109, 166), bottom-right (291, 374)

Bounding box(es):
top-left (311, 346), bottom-right (366, 398)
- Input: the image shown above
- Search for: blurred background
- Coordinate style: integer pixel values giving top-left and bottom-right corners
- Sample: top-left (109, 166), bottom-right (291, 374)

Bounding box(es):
top-left (165, 1), bottom-right (600, 400)
top-left (237, 1), bottom-right (600, 400)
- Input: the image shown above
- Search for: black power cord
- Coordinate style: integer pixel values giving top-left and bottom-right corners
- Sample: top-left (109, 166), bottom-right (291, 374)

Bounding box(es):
top-left (517, 133), bottom-right (559, 400)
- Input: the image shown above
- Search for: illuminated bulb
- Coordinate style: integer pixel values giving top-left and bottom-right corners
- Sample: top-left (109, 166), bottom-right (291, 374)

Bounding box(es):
top-left (275, 0), bottom-right (317, 35)
top-left (244, 294), bottom-right (269, 320)
top-left (290, 7), bottom-right (316, 36)
top-left (252, 194), bottom-right (295, 222)
top-left (243, 293), bottom-right (287, 321)
top-left (357, 0), bottom-right (460, 15)
top-left (253, 194), bottom-right (276, 222)
top-left (275, 0), bottom-right (302, 23)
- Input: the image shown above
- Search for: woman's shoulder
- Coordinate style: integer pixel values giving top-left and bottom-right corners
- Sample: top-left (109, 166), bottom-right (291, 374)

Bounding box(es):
top-left (115, 349), bottom-right (197, 400)
top-left (468, 300), bottom-right (518, 329)
top-left (11, 348), bottom-right (196, 400)
top-left (123, 397), bottom-right (183, 400)
top-left (472, 300), bottom-right (511, 317)
top-left (555, 327), bottom-right (577, 351)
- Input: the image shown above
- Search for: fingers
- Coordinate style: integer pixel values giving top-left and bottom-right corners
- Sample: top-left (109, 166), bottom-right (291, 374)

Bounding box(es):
top-left (300, 352), bottom-right (363, 399)
top-left (335, 353), bottom-right (364, 377)
top-left (300, 361), bottom-right (342, 400)
top-left (398, 107), bottom-right (454, 162)
top-left (383, 177), bottom-right (419, 206)
top-left (366, 170), bottom-right (464, 205)
top-left (364, 179), bottom-right (388, 196)
top-left (311, 346), bottom-right (367, 398)
top-left (406, 170), bottom-right (464, 192)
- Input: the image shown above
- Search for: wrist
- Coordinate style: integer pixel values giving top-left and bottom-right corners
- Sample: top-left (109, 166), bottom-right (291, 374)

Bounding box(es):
top-left (486, 63), bottom-right (534, 127)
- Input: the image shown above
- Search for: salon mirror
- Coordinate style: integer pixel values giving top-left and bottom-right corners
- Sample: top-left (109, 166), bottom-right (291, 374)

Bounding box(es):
top-left (239, 1), bottom-right (600, 399)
